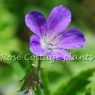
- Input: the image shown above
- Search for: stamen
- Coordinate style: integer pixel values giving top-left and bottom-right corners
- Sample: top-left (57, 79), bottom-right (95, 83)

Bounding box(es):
top-left (50, 43), bottom-right (54, 46)
top-left (45, 33), bottom-right (46, 36)
top-left (41, 32), bottom-right (62, 51)
top-left (48, 36), bottom-right (57, 42)
top-left (48, 48), bottom-right (53, 50)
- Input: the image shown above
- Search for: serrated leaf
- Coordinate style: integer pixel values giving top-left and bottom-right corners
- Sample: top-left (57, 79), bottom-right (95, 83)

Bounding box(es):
top-left (53, 68), bottom-right (95, 95)
top-left (85, 88), bottom-right (91, 95)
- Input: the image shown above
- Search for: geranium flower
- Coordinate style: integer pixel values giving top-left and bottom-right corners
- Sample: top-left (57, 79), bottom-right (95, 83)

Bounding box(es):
top-left (25, 5), bottom-right (86, 60)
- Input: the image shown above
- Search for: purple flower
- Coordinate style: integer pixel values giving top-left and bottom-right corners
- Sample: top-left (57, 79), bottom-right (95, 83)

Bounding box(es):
top-left (25, 5), bottom-right (86, 60)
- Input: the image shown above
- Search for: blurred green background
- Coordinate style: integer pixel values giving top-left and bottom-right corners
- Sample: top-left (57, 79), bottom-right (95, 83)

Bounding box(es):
top-left (0, 0), bottom-right (95, 95)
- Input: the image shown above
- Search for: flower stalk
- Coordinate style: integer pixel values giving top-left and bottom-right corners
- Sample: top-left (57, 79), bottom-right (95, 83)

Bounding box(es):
top-left (37, 56), bottom-right (41, 72)
top-left (18, 56), bottom-right (43, 95)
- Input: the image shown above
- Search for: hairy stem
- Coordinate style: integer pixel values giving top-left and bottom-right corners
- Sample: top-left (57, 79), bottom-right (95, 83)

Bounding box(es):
top-left (29, 89), bottom-right (33, 95)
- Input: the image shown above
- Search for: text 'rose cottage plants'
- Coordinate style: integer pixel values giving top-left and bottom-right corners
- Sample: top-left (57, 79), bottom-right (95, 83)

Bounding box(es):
top-left (19, 5), bottom-right (86, 95)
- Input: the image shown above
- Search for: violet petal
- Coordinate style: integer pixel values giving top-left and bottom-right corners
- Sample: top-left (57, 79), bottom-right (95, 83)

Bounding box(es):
top-left (30, 35), bottom-right (47, 56)
top-left (58, 28), bottom-right (86, 49)
top-left (47, 5), bottom-right (71, 34)
top-left (48, 49), bottom-right (72, 61)
top-left (25, 11), bottom-right (46, 37)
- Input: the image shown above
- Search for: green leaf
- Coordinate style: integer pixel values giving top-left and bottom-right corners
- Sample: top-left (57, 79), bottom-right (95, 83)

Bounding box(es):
top-left (40, 70), bottom-right (50, 95)
top-left (0, 62), bottom-right (13, 85)
top-left (11, 51), bottom-right (33, 72)
top-left (53, 68), bottom-right (95, 95)
top-left (34, 85), bottom-right (42, 95)
top-left (12, 61), bottom-right (26, 79)
top-left (85, 88), bottom-right (91, 95)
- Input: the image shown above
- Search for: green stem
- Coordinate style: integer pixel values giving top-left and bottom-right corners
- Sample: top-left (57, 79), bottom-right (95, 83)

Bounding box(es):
top-left (37, 56), bottom-right (41, 72)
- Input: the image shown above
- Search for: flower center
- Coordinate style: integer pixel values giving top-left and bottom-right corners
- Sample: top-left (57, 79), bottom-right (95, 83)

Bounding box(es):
top-left (41, 33), bottom-right (60, 50)
top-left (41, 40), bottom-right (57, 50)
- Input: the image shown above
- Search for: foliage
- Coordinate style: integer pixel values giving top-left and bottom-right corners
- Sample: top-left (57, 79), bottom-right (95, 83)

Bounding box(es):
top-left (85, 88), bottom-right (91, 95)
top-left (0, 0), bottom-right (95, 95)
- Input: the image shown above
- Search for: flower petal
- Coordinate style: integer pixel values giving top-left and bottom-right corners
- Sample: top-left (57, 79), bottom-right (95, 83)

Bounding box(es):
top-left (30, 35), bottom-right (47, 56)
top-left (25, 11), bottom-right (46, 37)
top-left (58, 28), bottom-right (86, 49)
top-left (48, 49), bottom-right (72, 61)
top-left (47, 5), bottom-right (71, 34)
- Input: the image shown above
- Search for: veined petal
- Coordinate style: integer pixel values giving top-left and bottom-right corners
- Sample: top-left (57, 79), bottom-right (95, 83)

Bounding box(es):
top-left (47, 5), bottom-right (71, 34)
top-left (30, 35), bottom-right (47, 56)
top-left (25, 11), bottom-right (46, 37)
top-left (58, 28), bottom-right (86, 49)
top-left (48, 49), bottom-right (72, 61)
